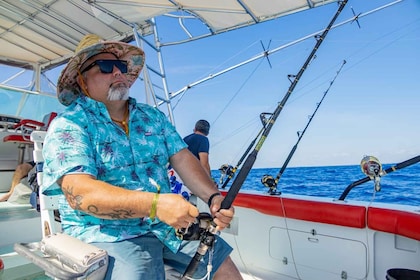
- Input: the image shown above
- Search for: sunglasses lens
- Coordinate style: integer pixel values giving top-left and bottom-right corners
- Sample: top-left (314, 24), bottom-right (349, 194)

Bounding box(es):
top-left (116, 61), bottom-right (128, 73)
top-left (97, 60), bottom-right (128, 74)
top-left (97, 61), bottom-right (113, 73)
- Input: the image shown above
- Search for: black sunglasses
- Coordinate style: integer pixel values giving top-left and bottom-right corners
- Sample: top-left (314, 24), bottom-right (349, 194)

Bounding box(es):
top-left (80, 59), bottom-right (128, 74)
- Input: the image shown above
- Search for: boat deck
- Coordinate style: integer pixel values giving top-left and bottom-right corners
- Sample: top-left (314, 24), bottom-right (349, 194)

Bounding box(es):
top-left (0, 244), bottom-right (46, 280)
top-left (0, 201), bottom-right (45, 279)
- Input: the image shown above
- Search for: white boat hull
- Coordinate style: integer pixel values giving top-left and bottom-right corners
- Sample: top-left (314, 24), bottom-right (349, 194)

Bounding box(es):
top-left (218, 191), bottom-right (420, 280)
top-left (1, 187), bottom-right (420, 279)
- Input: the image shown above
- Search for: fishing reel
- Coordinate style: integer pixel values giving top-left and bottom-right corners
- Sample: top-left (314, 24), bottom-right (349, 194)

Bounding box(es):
top-left (176, 212), bottom-right (214, 241)
top-left (218, 164), bottom-right (234, 185)
top-left (361, 155), bottom-right (382, 192)
top-left (179, 213), bottom-right (218, 280)
top-left (261, 174), bottom-right (281, 195)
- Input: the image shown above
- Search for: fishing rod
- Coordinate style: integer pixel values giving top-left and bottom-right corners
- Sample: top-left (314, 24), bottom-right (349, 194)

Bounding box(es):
top-left (262, 60), bottom-right (346, 195)
top-left (338, 155), bottom-right (420, 201)
top-left (219, 113), bottom-right (272, 189)
top-left (180, 1), bottom-right (349, 279)
top-left (220, 0), bottom-right (349, 209)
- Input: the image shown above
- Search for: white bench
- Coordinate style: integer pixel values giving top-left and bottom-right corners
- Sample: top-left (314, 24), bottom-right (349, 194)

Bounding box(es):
top-left (14, 131), bottom-right (108, 280)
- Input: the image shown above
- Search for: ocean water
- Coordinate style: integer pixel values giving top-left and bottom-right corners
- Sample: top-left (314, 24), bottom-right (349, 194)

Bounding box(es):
top-left (212, 162), bottom-right (420, 207)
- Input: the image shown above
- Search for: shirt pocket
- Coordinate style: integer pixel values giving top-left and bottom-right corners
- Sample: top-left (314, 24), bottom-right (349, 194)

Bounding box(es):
top-left (133, 132), bottom-right (168, 167)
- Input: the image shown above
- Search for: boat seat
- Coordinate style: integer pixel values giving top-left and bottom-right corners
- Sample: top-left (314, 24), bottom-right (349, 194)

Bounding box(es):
top-left (2, 112), bottom-right (57, 164)
top-left (14, 131), bottom-right (108, 280)
top-left (3, 112), bottom-right (57, 143)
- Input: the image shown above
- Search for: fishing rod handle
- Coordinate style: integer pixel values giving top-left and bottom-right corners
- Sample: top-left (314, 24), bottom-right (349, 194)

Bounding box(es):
top-left (338, 177), bottom-right (370, 200)
top-left (389, 155), bottom-right (420, 171)
top-left (181, 252), bottom-right (203, 279)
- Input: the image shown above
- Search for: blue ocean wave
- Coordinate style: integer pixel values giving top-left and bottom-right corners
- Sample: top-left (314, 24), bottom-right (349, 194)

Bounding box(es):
top-left (213, 163), bottom-right (420, 207)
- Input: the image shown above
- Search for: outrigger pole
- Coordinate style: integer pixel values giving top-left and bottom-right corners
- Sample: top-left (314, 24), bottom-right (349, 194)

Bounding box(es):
top-left (262, 59), bottom-right (347, 194)
top-left (167, 0), bottom-right (402, 104)
top-left (181, 0), bottom-right (349, 278)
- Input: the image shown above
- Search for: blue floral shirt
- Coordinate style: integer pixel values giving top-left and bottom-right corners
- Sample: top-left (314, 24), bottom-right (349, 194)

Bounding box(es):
top-left (42, 95), bottom-right (187, 252)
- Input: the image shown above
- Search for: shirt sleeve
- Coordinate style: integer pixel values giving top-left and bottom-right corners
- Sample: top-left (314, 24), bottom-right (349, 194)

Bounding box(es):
top-left (41, 115), bottom-right (97, 195)
top-left (197, 137), bottom-right (209, 154)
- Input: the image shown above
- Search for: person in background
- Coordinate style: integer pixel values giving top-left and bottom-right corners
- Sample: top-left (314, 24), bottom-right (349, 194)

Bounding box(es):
top-left (0, 161), bottom-right (35, 202)
top-left (41, 34), bottom-right (242, 280)
top-left (183, 120), bottom-right (212, 178)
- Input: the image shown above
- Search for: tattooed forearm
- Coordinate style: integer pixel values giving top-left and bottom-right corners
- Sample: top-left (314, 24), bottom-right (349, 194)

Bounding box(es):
top-left (62, 183), bottom-right (136, 219)
top-left (87, 205), bottom-right (135, 219)
top-left (62, 184), bottom-right (83, 210)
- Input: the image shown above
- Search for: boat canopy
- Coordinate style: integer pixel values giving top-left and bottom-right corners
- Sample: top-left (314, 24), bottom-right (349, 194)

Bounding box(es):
top-left (0, 0), bottom-right (337, 71)
top-left (1, 0), bottom-right (339, 122)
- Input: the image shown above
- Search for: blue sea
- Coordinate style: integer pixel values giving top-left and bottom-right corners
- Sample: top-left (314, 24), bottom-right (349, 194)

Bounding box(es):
top-left (211, 163), bottom-right (420, 207)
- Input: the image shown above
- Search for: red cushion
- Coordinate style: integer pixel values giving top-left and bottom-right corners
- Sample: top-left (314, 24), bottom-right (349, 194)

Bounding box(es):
top-left (13, 119), bottom-right (45, 130)
top-left (3, 134), bottom-right (32, 144)
top-left (224, 192), bottom-right (366, 228)
top-left (368, 207), bottom-right (420, 241)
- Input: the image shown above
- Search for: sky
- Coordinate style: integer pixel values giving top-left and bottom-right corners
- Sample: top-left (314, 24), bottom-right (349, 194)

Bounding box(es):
top-left (1, 0), bottom-right (419, 169)
top-left (153, 0), bottom-right (420, 169)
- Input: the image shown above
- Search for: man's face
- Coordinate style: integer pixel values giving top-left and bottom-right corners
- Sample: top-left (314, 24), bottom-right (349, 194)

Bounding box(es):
top-left (79, 53), bottom-right (130, 103)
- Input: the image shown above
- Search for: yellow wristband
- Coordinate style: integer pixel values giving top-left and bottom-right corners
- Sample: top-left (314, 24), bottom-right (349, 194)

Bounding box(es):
top-left (148, 178), bottom-right (161, 221)
top-left (150, 192), bottom-right (159, 221)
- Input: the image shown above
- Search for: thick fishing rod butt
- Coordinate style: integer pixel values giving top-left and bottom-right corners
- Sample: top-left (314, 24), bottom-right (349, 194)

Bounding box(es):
top-left (181, 252), bottom-right (202, 279)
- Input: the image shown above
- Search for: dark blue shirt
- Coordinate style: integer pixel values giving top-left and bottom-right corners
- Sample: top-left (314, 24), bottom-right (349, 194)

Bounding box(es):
top-left (183, 133), bottom-right (209, 160)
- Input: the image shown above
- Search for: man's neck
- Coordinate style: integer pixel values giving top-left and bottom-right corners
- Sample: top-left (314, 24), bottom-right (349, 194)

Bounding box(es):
top-left (194, 131), bottom-right (206, 136)
top-left (106, 100), bottom-right (128, 120)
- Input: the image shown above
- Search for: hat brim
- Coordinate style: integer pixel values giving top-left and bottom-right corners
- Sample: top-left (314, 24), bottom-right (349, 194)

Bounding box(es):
top-left (57, 41), bottom-right (145, 106)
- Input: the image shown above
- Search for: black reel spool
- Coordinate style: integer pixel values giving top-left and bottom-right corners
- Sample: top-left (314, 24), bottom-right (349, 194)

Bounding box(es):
top-left (177, 212), bottom-right (213, 241)
top-left (261, 174), bottom-right (281, 195)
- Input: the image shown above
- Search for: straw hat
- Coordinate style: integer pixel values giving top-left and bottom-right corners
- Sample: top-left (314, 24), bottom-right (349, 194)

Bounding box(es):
top-left (57, 34), bottom-right (145, 106)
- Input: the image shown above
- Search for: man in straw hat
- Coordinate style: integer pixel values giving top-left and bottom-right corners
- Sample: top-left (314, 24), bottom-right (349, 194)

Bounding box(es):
top-left (41, 34), bottom-right (242, 279)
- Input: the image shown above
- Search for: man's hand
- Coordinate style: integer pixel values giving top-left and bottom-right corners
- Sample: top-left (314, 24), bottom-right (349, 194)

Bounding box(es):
top-left (208, 195), bottom-right (234, 231)
top-left (155, 193), bottom-right (199, 230)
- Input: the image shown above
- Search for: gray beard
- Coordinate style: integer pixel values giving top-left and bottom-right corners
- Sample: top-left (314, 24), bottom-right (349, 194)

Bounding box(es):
top-left (107, 84), bottom-right (129, 101)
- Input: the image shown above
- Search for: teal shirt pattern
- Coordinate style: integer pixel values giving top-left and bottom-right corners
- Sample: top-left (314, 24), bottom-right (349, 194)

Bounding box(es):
top-left (42, 95), bottom-right (187, 252)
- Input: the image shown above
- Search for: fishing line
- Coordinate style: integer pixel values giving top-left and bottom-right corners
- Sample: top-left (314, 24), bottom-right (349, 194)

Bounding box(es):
top-left (200, 40), bottom-right (262, 80)
top-left (335, 16), bottom-right (420, 75)
top-left (172, 41), bottom-right (262, 111)
top-left (212, 58), bottom-right (265, 125)
top-left (231, 235), bottom-right (259, 280)
top-left (285, 59), bottom-right (346, 104)
top-left (278, 195), bottom-right (302, 280)
top-left (211, 117), bottom-right (258, 149)
top-left (363, 186), bottom-right (378, 279)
